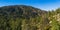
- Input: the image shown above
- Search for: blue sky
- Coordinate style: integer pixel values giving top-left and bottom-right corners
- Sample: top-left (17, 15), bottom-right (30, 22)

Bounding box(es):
top-left (0, 0), bottom-right (60, 11)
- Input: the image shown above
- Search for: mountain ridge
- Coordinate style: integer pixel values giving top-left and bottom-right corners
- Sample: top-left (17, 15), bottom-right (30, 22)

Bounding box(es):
top-left (0, 5), bottom-right (47, 19)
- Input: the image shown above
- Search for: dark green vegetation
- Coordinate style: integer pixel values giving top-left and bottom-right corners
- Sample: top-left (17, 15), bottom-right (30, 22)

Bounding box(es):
top-left (0, 5), bottom-right (60, 30)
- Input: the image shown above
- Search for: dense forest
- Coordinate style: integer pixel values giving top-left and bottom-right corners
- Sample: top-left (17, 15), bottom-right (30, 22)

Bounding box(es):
top-left (0, 5), bottom-right (60, 30)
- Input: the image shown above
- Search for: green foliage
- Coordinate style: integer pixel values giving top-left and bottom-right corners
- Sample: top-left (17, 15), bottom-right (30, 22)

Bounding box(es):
top-left (50, 17), bottom-right (60, 30)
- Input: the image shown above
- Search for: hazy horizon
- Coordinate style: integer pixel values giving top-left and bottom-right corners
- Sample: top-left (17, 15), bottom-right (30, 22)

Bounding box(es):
top-left (0, 0), bottom-right (60, 11)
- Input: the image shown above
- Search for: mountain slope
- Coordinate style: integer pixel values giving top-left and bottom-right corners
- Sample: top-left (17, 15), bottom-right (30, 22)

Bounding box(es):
top-left (0, 5), bottom-right (47, 19)
top-left (0, 5), bottom-right (49, 30)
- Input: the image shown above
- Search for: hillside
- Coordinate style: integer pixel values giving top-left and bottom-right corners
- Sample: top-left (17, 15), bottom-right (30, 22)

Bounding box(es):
top-left (0, 5), bottom-right (47, 19)
top-left (0, 5), bottom-right (49, 30)
top-left (0, 5), bottom-right (60, 30)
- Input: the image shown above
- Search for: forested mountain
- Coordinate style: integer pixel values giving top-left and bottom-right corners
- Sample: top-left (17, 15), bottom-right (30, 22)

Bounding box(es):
top-left (0, 5), bottom-right (60, 30)
top-left (0, 5), bottom-right (47, 19)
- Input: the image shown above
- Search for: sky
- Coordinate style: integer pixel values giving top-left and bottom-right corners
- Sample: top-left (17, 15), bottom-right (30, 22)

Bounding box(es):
top-left (0, 0), bottom-right (60, 11)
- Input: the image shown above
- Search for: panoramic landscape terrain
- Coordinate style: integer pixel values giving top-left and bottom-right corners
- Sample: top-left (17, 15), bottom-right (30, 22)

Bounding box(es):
top-left (0, 5), bottom-right (60, 30)
top-left (0, 0), bottom-right (60, 30)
